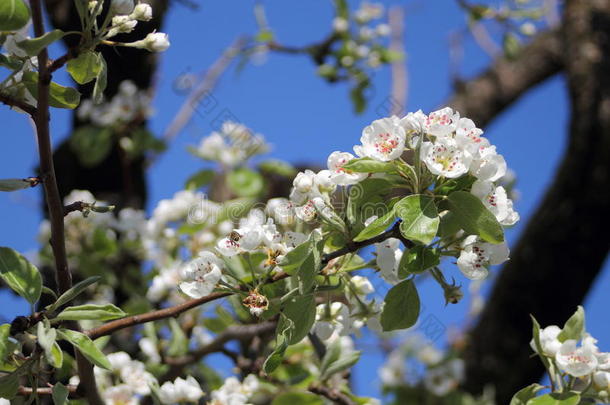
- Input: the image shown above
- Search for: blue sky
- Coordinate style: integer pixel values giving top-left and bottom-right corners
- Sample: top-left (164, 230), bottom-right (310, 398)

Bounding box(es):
top-left (1, 0), bottom-right (609, 399)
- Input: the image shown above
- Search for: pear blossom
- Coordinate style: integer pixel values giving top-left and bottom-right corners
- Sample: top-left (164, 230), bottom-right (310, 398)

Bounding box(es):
top-left (103, 385), bottom-right (138, 405)
top-left (556, 339), bottom-right (599, 377)
top-left (293, 170), bottom-right (317, 193)
top-left (379, 350), bottom-right (406, 387)
top-left (327, 151), bottom-right (367, 185)
top-left (314, 169), bottom-right (337, 193)
top-left (295, 199), bottom-right (317, 222)
top-left (111, 0), bottom-right (135, 15)
top-left (139, 337), bottom-right (161, 363)
top-left (354, 117), bottom-right (406, 161)
top-left (469, 144), bottom-right (507, 181)
top-left (312, 302), bottom-right (350, 340)
top-left (130, 3), bottom-right (152, 21)
top-left (470, 180), bottom-right (519, 226)
top-left (457, 236), bottom-right (509, 280)
top-left (210, 375), bottom-right (259, 405)
top-left (530, 325), bottom-right (562, 357)
top-left (375, 237), bottom-right (403, 284)
top-left (120, 360), bottom-right (155, 395)
top-left (420, 139), bottom-right (472, 178)
top-left (332, 17), bottom-right (349, 32)
top-left (423, 359), bottom-right (464, 396)
top-left (424, 107), bottom-right (460, 137)
top-left (399, 109), bottom-right (427, 148)
top-left (455, 118), bottom-right (488, 152)
top-left (594, 371), bottom-right (610, 390)
top-left (139, 32), bottom-right (171, 52)
top-left (179, 252), bottom-right (223, 298)
top-left (266, 198), bottom-right (295, 225)
top-left (158, 376), bottom-right (204, 404)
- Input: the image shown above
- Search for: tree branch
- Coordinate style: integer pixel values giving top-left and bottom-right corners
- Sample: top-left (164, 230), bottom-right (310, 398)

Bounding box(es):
top-left (308, 384), bottom-right (356, 405)
top-left (447, 28), bottom-right (563, 127)
top-left (86, 220), bottom-right (412, 339)
top-left (17, 384), bottom-right (78, 396)
top-left (0, 93), bottom-right (37, 115)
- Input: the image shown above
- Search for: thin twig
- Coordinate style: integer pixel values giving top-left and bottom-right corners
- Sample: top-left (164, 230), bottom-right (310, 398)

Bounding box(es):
top-left (0, 93), bottom-right (37, 115)
top-left (17, 384), bottom-right (78, 396)
top-left (63, 201), bottom-right (88, 216)
top-left (308, 384), bottom-right (356, 405)
top-left (86, 221), bottom-right (412, 339)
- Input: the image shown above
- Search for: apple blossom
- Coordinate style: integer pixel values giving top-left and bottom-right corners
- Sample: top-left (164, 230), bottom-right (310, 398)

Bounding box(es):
top-left (179, 252), bottom-right (223, 298)
top-left (354, 117), bottom-right (406, 161)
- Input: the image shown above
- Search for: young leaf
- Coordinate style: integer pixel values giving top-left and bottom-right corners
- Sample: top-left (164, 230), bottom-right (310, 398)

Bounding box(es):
top-left (67, 50), bottom-right (103, 85)
top-left (0, 246), bottom-right (42, 305)
top-left (92, 54), bottom-right (107, 104)
top-left (46, 276), bottom-right (101, 312)
top-left (0, 324), bottom-right (10, 363)
top-left (557, 306), bottom-right (585, 342)
top-left (167, 318), bottom-right (188, 357)
top-left (352, 207), bottom-right (396, 242)
top-left (0, 178), bottom-right (34, 191)
top-left (279, 295), bottom-right (316, 345)
top-left (342, 157), bottom-right (396, 173)
top-left (227, 167), bottom-right (265, 197)
top-left (395, 195), bottom-right (439, 245)
top-left (321, 349), bottom-right (360, 379)
top-left (397, 246), bottom-right (440, 277)
top-left (263, 317), bottom-right (292, 373)
top-left (271, 392), bottom-right (323, 405)
top-left (69, 125), bottom-right (113, 167)
top-left (22, 72), bottom-right (81, 109)
top-left (258, 159), bottom-right (296, 177)
top-left (57, 329), bottom-right (111, 370)
top-left (527, 392), bottom-right (580, 405)
top-left (49, 341), bottom-right (64, 369)
top-left (16, 29), bottom-right (65, 57)
top-left (0, 0), bottom-right (30, 31)
top-left (185, 169), bottom-right (215, 190)
top-left (446, 191), bottom-right (504, 244)
top-left (510, 384), bottom-right (545, 405)
top-left (380, 279), bottom-right (420, 331)
top-left (52, 382), bottom-right (69, 405)
top-left (55, 304), bottom-right (126, 321)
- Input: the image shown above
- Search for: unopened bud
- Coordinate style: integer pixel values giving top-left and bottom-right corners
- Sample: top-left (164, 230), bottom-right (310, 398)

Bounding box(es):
top-left (111, 0), bottom-right (135, 15)
top-left (131, 3), bottom-right (152, 21)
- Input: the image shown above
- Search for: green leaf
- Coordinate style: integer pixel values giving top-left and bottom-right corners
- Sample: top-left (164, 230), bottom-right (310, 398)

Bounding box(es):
top-left (0, 246), bottom-right (42, 305)
top-left (0, 0), bottom-right (30, 31)
top-left (446, 191), bottom-right (504, 244)
top-left (22, 72), bottom-right (81, 109)
top-left (67, 50), bottom-right (103, 85)
top-left (395, 195), bottom-right (439, 245)
top-left (280, 295), bottom-right (316, 345)
top-left (57, 329), bottom-right (111, 370)
top-left (258, 159), bottom-right (296, 177)
top-left (0, 178), bottom-right (34, 191)
top-left (380, 279), bottom-right (420, 331)
top-left (167, 318), bottom-right (188, 357)
top-left (342, 157), bottom-right (396, 173)
top-left (527, 392), bottom-right (580, 405)
top-left (509, 383), bottom-right (544, 405)
top-left (49, 341), bottom-right (63, 369)
top-left (227, 167), bottom-right (265, 197)
top-left (55, 304), bottom-right (126, 321)
top-left (263, 317), bottom-right (291, 373)
top-left (319, 339), bottom-right (361, 380)
top-left (16, 29), bottom-right (65, 56)
top-left (185, 169), bottom-right (215, 190)
top-left (347, 178), bottom-right (393, 228)
top-left (271, 392), bottom-right (323, 405)
top-left (52, 382), bottom-right (69, 405)
top-left (557, 306), bottom-right (585, 343)
top-left (0, 53), bottom-right (23, 70)
top-left (70, 125), bottom-right (113, 167)
top-left (46, 276), bottom-right (101, 312)
top-left (437, 211), bottom-right (462, 238)
top-left (397, 246), bottom-right (440, 278)
top-left (353, 207), bottom-right (395, 242)
top-left (92, 54), bottom-right (107, 104)
top-left (0, 324), bottom-right (11, 363)
top-left (0, 370), bottom-right (19, 399)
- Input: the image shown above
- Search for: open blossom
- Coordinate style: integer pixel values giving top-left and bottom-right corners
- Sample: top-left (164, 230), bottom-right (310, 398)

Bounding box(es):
top-left (469, 144), bottom-right (507, 182)
top-left (457, 236), bottom-right (509, 280)
top-left (312, 302), bottom-right (350, 340)
top-left (159, 376), bottom-right (204, 404)
top-left (210, 375), bottom-right (259, 405)
top-left (327, 151), bottom-right (367, 185)
top-left (354, 117), bottom-right (406, 161)
top-left (421, 138), bottom-right (472, 178)
top-left (266, 198), bottom-right (295, 225)
top-left (423, 359), bottom-right (464, 396)
top-left (103, 385), bottom-right (138, 405)
top-left (455, 118), bottom-right (488, 153)
top-left (399, 109), bottom-right (427, 147)
top-left (379, 350), bottom-right (405, 387)
top-left (470, 180), bottom-right (519, 226)
top-left (530, 325), bottom-right (562, 357)
top-left (424, 107), bottom-right (459, 137)
top-left (376, 238), bottom-right (402, 284)
top-left (556, 339), bottom-right (599, 377)
top-left (179, 252), bottom-right (223, 298)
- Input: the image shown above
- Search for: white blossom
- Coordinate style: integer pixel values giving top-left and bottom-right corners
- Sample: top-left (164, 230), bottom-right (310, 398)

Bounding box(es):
top-left (423, 107), bottom-right (459, 138)
top-left (556, 339), bottom-right (599, 377)
top-left (354, 117), bottom-right (406, 161)
top-left (470, 180), bottom-right (519, 226)
top-left (332, 17), bottom-right (349, 32)
top-left (420, 138), bottom-right (472, 178)
top-left (103, 385), bottom-right (138, 405)
top-left (130, 3), bottom-right (152, 21)
top-left (423, 359), bottom-right (464, 396)
top-left (379, 350), bottom-right (405, 387)
top-left (111, 0), bottom-right (135, 15)
top-left (179, 252), bottom-right (223, 298)
top-left (375, 237), bottom-right (402, 284)
top-left (327, 151), bottom-right (367, 185)
top-left (159, 376), bottom-right (204, 404)
top-left (469, 144), bottom-right (507, 182)
top-left (530, 325), bottom-right (562, 357)
top-left (457, 236), bottom-right (509, 280)
top-left (312, 302), bottom-right (350, 340)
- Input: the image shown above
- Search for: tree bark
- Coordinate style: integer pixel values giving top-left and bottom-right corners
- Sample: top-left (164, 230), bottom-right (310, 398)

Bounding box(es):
top-left (460, 1), bottom-right (610, 401)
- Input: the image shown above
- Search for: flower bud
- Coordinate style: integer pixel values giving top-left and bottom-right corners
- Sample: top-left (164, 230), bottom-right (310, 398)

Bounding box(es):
top-left (131, 32), bottom-right (170, 52)
top-left (131, 3), bottom-right (153, 21)
top-left (111, 0), bottom-right (135, 15)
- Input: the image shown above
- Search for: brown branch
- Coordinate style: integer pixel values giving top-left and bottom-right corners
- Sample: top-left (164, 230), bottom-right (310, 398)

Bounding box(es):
top-left (308, 384), bottom-right (356, 405)
top-left (29, 1), bottom-right (102, 403)
top-left (63, 201), bottom-right (88, 216)
top-left (0, 93), bottom-right (37, 116)
top-left (446, 28), bottom-right (563, 127)
top-left (86, 220), bottom-right (412, 340)
top-left (17, 384), bottom-right (78, 396)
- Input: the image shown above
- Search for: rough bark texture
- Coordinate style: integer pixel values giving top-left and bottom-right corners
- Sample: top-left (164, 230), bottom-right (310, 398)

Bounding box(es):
top-left (460, 1), bottom-right (610, 401)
